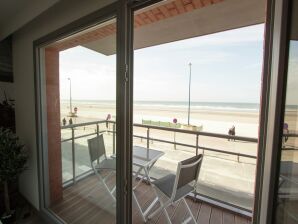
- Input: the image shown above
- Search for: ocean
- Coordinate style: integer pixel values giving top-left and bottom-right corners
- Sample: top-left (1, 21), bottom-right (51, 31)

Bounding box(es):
top-left (61, 100), bottom-right (261, 112)
top-left (60, 99), bottom-right (298, 112)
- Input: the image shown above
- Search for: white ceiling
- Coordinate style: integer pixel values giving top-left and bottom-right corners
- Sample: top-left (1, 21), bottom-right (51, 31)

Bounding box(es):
top-left (0, 0), bottom-right (60, 40)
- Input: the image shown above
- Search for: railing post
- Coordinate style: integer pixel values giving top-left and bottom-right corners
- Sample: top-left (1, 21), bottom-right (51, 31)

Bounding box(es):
top-left (174, 131), bottom-right (176, 150)
top-left (96, 123), bottom-right (99, 164)
top-left (71, 127), bottom-right (76, 184)
top-left (96, 123), bottom-right (99, 136)
top-left (147, 128), bottom-right (150, 149)
top-left (196, 134), bottom-right (199, 155)
top-left (113, 122), bottom-right (116, 154)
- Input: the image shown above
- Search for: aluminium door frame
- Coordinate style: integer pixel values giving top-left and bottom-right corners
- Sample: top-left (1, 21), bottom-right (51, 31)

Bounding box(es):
top-left (269, 0), bottom-right (293, 221)
top-left (256, 0), bottom-right (292, 223)
top-left (116, 1), bottom-right (134, 223)
top-left (252, 0), bottom-right (275, 222)
top-left (33, 1), bottom-right (133, 224)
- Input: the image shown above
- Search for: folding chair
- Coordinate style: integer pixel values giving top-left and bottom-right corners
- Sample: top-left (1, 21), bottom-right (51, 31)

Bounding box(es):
top-left (88, 135), bottom-right (116, 200)
top-left (148, 154), bottom-right (203, 224)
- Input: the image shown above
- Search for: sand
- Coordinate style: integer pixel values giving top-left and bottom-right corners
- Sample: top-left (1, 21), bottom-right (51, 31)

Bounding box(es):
top-left (60, 101), bottom-right (260, 138)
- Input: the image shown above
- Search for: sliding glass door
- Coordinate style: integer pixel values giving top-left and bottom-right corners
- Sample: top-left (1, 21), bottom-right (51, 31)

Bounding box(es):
top-left (34, 0), bottom-right (135, 220)
top-left (39, 17), bottom-right (118, 223)
top-left (274, 0), bottom-right (298, 223)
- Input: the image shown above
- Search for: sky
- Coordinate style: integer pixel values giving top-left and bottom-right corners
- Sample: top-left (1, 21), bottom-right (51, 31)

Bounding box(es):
top-left (59, 24), bottom-right (265, 103)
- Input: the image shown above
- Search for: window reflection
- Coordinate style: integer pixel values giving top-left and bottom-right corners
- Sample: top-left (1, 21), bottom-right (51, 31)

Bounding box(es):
top-left (275, 1), bottom-right (298, 223)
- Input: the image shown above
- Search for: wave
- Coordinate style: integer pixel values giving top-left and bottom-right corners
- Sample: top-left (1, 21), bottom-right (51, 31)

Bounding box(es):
top-left (134, 101), bottom-right (260, 112)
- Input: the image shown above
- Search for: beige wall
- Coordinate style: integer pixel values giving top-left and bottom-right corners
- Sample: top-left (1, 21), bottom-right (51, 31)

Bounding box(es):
top-left (12, 0), bottom-right (115, 209)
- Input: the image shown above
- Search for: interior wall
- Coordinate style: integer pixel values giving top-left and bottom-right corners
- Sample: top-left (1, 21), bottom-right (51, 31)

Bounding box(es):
top-left (12, 0), bottom-right (115, 209)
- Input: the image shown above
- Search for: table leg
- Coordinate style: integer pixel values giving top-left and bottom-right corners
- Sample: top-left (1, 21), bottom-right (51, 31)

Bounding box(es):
top-left (144, 167), bottom-right (152, 184)
top-left (134, 166), bottom-right (146, 190)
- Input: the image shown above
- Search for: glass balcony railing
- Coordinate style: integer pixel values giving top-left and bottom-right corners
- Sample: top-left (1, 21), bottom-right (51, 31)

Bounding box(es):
top-left (60, 119), bottom-right (258, 214)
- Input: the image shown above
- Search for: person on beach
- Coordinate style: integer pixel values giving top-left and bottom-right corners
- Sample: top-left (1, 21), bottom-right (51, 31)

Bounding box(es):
top-left (228, 125), bottom-right (236, 141)
top-left (69, 118), bottom-right (73, 125)
top-left (106, 114), bottom-right (111, 132)
top-left (62, 118), bottom-right (66, 126)
top-left (282, 123), bottom-right (289, 147)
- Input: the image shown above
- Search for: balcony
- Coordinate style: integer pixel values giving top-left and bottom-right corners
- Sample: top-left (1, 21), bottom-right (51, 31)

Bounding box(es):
top-left (57, 120), bottom-right (257, 222)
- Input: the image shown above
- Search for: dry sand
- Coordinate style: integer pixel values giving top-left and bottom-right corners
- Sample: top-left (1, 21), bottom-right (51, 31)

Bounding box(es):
top-left (60, 101), bottom-right (260, 138)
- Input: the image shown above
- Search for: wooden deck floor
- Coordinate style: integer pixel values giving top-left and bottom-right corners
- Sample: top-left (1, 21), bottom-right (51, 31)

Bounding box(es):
top-left (51, 174), bottom-right (251, 224)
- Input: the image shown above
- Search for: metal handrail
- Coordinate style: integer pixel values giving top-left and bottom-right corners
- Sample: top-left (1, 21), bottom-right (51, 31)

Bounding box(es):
top-left (61, 130), bottom-right (106, 143)
top-left (61, 119), bottom-right (115, 129)
top-left (61, 120), bottom-right (258, 143)
top-left (133, 123), bottom-right (258, 143)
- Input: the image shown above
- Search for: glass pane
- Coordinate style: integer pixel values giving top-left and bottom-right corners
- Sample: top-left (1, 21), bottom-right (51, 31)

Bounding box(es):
top-left (275, 1), bottom-right (298, 223)
top-left (42, 18), bottom-right (117, 223)
top-left (132, 1), bottom-right (265, 222)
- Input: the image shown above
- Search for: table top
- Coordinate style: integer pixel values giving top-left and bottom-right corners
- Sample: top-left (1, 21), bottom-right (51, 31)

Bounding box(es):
top-left (133, 146), bottom-right (165, 167)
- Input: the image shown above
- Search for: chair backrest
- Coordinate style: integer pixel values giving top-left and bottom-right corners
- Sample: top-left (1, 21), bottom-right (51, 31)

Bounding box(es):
top-left (88, 135), bottom-right (106, 163)
top-left (176, 154), bottom-right (203, 189)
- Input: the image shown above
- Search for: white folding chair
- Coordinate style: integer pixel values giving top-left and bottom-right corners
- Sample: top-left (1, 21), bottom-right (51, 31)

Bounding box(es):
top-left (88, 135), bottom-right (116, 200)
top-left (148, 154), bottom-right (203, 224)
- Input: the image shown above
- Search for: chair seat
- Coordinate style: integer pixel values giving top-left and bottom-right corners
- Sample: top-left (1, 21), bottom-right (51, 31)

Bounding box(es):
top-left (152, 174), bottom-right (194, 202)
top-left (95, 158), bottom-right (116, 170)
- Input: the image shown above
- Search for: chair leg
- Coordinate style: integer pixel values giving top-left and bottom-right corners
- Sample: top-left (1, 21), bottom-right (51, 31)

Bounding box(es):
top-left (162, 205), bottom-right (172, 224)
top-left (95, 170), bottom-right (116, 201)
top-left (148, 188), bottom-right (172, 224)
top-left (154, 196), bottom-right (171, 224)
top-left (147, 198), bottom-right (164, 219)
top-left (111, 186), bottom-right (116, 195)
top-left (182, 198), bottom-right (196, 224)
top-left (102, 176), bottom-right (116, 201)
top-left (133, 191), bottom-right (147, 223)
top-left (148, 187), bottom-right (163, 219)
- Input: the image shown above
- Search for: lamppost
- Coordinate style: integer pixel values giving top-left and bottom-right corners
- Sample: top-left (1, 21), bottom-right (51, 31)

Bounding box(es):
top-left (68, 78), bottom-right (73, 116)
top-left (187, 62), bottom-right (192, 125)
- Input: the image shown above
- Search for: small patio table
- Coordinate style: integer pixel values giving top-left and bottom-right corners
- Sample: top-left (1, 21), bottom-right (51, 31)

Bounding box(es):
top-left (111, 146), bottom-right (164, 221)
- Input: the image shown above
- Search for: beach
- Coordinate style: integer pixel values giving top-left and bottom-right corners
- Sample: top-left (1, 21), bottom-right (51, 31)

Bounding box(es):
top-left (60, 100), bottom-right (260, 138)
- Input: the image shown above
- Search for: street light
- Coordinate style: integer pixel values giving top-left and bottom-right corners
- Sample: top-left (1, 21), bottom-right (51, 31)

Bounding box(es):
top-left (68, 78), bottom-right (73, 115)
top-left (187, 62), bottom-right (192, 125)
